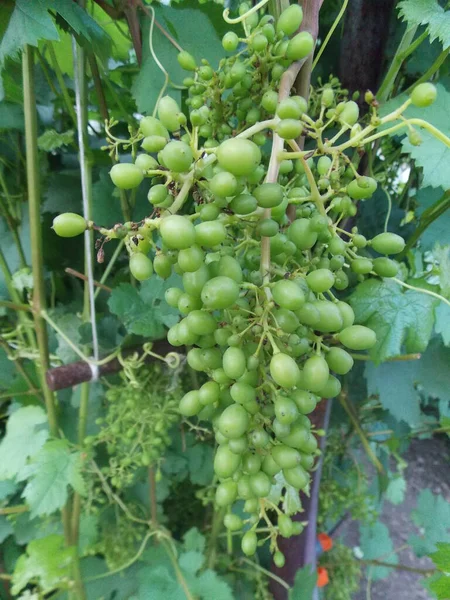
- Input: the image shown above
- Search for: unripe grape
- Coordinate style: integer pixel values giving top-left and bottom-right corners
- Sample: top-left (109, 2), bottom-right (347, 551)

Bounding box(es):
top-left (160, 215), bottom-right (196, 249)
top-left (321, 374), bottom-right (342, 398)
top-left (148, 184), bottom-right (168, 205)
top-left (222, 31), bottom-right (239, 52)
top-left (303, 355), bottom-right (329, 393)
top-left (129, 253), bottom-right (153, 281)
top-left (209, 171), bottom-right (237, 197)
top-left (216, 481), bottom-right (237, 506)
top-left (277, 4), bottom-right (303, 35)
top-left (351, 257), bottom-right (373, 275)
top-left (216, 138), bottom-right (261, 176)
top-left (370, 232), bottom-right (405, 255)
top-left (347, 177), bottom-right (377, 200)
top-left (410, 82), bottom-right (437, 108)
top-left (52, 213), bottom-right (87, 238)
top-left (157, 95), bottom-right (182, 132)
top-left (160, 141), bottom-right (193, 172)
top-left (218, 404), bottom-right (250, 439)
top-left (214, 445), bottom-right (241, 478)
top-left (277, 98), bottom-right (302, 119)
top-left (135, 154), bottom-right (158, 171)
top-left (241, 531), bottom-right (257, 556)
top-left (373, 257), bottom-right (398, 277)
top-left (224, 513), bottom-right (243, 531)
top-left (321, 87), bottom-right (334, 107)
top-left (261, 89), bottom-right (278, 113)
top-left (201, 276), bottom-right (239, 309)
top-left (338, 325), bottom-right (377, 350)
top-left (153, 254), bottom-right (172, 279)
top-left (270, 353), bottom-right (300, 389)
top-left (195, 221), bottom-right (226, 247)
top-left (338, 100), bottom-right (359, 126)
top-left (272, 280), bottom-right (305, 310)
top-left (286, 32), bottom-right (314, 61)
top-left (139, 115), bottom-right (169, 138)
top-left (179, 390), bottom-right (202, 416)
top-left (254, 182), bottom-right (284, 208)
top-left (110, 163), bottom-right (144, 189)
top-left (274, 551), bottom-right (286, 568)
top-left (276, 119), bottom-right (303, 140)
top-left (177, 50), bottom-right (196, 71)
top-left (306, 268), bottom-right (335, 293)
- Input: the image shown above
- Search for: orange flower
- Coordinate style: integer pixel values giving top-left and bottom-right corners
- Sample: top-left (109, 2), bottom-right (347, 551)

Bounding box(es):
top-left (318, 532), bottom-right (333, 552)
top-left (317, 566), bottom-right (329, 588)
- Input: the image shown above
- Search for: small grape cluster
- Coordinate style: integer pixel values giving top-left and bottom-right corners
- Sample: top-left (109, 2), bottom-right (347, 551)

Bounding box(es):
top-left (53, 1), bottom-right (437, 563)
top-left (85, 369), bottom-right (180, 489)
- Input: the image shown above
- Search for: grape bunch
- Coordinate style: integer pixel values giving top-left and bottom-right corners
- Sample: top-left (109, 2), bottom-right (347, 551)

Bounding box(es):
top-left (53, 1), bottom-right (437, 563)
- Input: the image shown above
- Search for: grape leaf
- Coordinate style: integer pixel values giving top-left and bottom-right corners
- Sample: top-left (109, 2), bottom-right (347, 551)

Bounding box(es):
top-left (78, 514), bottom-right (99, 557)
top-left (423, 572), bottom-right (450, 600)
top-left (0, 516), bottom-right (13, 543)
top-left (179, 551), bottom-right (204, 574)
top-left (37, 129), bottom-right (74, 152)
top-left (350, 278), bottom-right (438, 363)
top-left (398, 0), bottom-right (450, 49)
top-left (132, 0), bottom-right (231, 113)
top-left (195, 570), bottom-right (234, 600)
top-left (0, 0), bottom-right (59, 65)
top-left (409, 489), bottom-right (450, 555)
top-left (0, 102), bottom-right (23, 130)
top-left (359, 522), bottom-right (398, 580)
top-left (414, 187), bottom-right (450, 252)
top-left (0, 346), bottom-right (16, 389)
top-left (19, 439), bottom-right (86, 518)
top-left (0, 406), bottom-right (48, 479)
top-left (429, 542), bottom-right (450, 572)
top-left (380, 84), bottom-right (450, 190)
top-left (268, 472), bottom-right (303, 516)
top-left (288, 566), bottom-right (317, 600)
top-left (183, 528), bottom-right (206, 554)
top-left (11, 534), bottom-right (75, 595)
top-left (0, 480), bottom-right (16, 501)
top-left (108, 275), bottom-right (179, 339)
top-left (42, 170), bottom-right (82, 214)
top-left (385, 476), bottom-right (407, 505)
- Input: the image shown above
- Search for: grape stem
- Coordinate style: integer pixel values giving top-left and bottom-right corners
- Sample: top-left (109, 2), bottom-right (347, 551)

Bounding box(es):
top-left (223, 0), bottom-right (270, 24)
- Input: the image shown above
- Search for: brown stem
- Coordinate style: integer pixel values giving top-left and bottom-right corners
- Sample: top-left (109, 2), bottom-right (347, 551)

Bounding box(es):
top-left (123, 2), bottom-right (142, 65)
top-left (0, 505), bottom-right (28, 515)
top-left (65, 268), bottom-right (112, 292)
top-left (87, 54), bottom-right (109, 123)
top-left (361, 559), bottom-right (435, 576)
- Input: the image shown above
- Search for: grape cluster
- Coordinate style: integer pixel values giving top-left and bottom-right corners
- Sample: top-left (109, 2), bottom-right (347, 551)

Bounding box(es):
top-left (85, 366), bottom-right (180, 488)
top-left (53, 2), bottom-right (437, 563)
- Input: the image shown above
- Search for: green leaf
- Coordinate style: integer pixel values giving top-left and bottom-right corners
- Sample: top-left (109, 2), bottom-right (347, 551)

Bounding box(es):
top-left (37, 129), bottom-right (74, 152)
top-left (132, 0), bottom-right (230, 113)
top-left (381, 84), bottom-right (450, 190)
top-left (359, 522), bottom-right (398, 580)
top-left (268, 472), bottom-right (302, 516)
top-left (19, 439), bottom-right (86, 518)
top-left (423, 572), bottom-right (450, 600)
top-left (385, 475), bottom-right (407, 505)
top-left (52, 0), bottom-right (112, 63)
top-left (430, 542), bottom-right (450, 571)
top-left (409, 489), bottom-right (450, 555)
top-left (78, 513), bottom-right (99, 557)
top-left (183, 528), bottom-right (206, 554)
top-left (12, 534), bottom-right (75, 595)
top-left (0, 406), bottom-right (48, 479)
top-left (108, 274), bottom-right (179, 339)
top-left (415, 187), bottom-right (450, 251)
top-left (51, 312), bottom-right (83, 364)
top-left (0, 0), bottom-right (59, 65)
top-left (0, 101), bottom-right (23, 129)
top-left (178, 551), bottom-right (204, 574)
top-left (288, 566), bottom-right (317, 600)
top-left (0, 346), bottom-right (16, 389)
top-left (0, 480), bottom-right (16, 501)
top-left (81, 557), bottom-right (140, 600)
top-left (195, 570), bottom-right (234, 600)
top-left (398, 0), bottom-right (450, 49)
top-left (42, 170), bottom-right (82, 214)
top-left (0, 516), bottom-right (13, 543)
top-left (350, 278), bottom-right (438, 363)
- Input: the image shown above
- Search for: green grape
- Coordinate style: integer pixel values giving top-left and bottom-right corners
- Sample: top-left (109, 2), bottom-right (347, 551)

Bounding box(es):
top-left (153, 254), bottom-right (172, 279)
top-left (148, 184), bottom-right (168, 205)
top-left (243, 453), bottom-right (261, 475)
top-left (262, 89), bottom-right (278, 113)
top-left (338, 325), bottom-right (376, 350)
top-left (186, 310), bottom-right (217, 335)
top-left (351, 257), bottom-right (373, 274)
top-left (200, 204), bottom-right (221, 221)
top-left (230, 193), bottom-right (257, 215)
top-left (283, 465), bottom-right (309, 489)
top-left (129, 253), bottom-right (153, 281)
top-left (347, 177), bottom-right (377, 200)
top-left (178, 293), bottom-right (201, 314)
top-left (201, 276), bottom-right (239, 309)
top-left (249, 471), bottom-right (271, 497)
top-left (157, 95), bottom-right (182, 131)
top-left (277, 98), bottom-right (302, 120)
top-left (277, 4), bottom-right (303, 35)
top-left (336, 301), bottom-right (355, 328)
top-left (160, 141), bottom-right (193, 172)
top-left (278, 514), bottom-right (294, 538)
top-left (254, 183), bottom-right (284, 208)
top-left (258, 218), bottom-right (279, 237)
top-left (216, 138), bottom-right (261, 176)
top-left (179, 390), bottom-right (202, 416)
top-left (303, 355), bottom-right (329, 392)
top-left (224, 513), bottom-right (243, 531)
top-left (321, 374), bottom-right (342, 398)
top-left (218, 404), bottom-right (250, 439)
top-left (306, 268), bottom-right (335, 293)
top-left (352, 234), bottom-right (367, 248)
top-left (275, 396), bottom-right (298, 425)
top-left (338, 100), bottom-right (359, 126)
top-left (134, 154), bottom-right (158, 171)
top-left (139, 116), bottom-right (169, 138)
top-left (217, 255), bottom-right (243, 283)
top-left (209, 171), bottom-right (238, 197)
top-left (410, 82), bottom-right (437, 107)
top-left (198, 381), bottom-right (220, 405)
top-left (230, 382), bottom-right (256, 404)
top-left (195, 221), bottom-right (227, 247)
top-left (270, 353), bottom-right (300, 389)
top-left (215, 480), bottom-right (237, 506)
top-left (160, 215), bottom-right (196, 249)
top-left (371, 232), bottom-right (405, 255)
top-left (52, 213), bottom-right (87, 237)
top-left (214, 444), bottom-right (241, 478)
top-left (110, 163), bottom-right (144, 189)
top-left (291, 389), bottom-right (317, 414)
top-left (222, 346), bottom-right (246, 380)
top-left (241, 531), bottom-right (257, 556)
top-left (274, 551), bottom-right (286, 568)
top-left (373, 257), bottom-right (398, 277)
top-left (272, 444), bottom-right (301, 469)
top-left (288, 218), bottom-right (318, 249)
top-left (272, 280), bottom-right (305, 310)
top-left (276, 119), bottom-right (303, 140)
top-left (142, 135), bottom-right (167, 152)
top-left (229, 436), bottom-right (249, 454)
top-left (178, 245), bottom-right (204, 272)
top-left (273, 308), bottom-right (299, 333)
top-left (165, 287), bottom-right (183, 307)
top-left (286, 31), bottom-right (314, 61)
top-left (326, 347), bottom-right (354, 374)
top-left (177, 50), bottom-right (196, 71)
top-left (313, 301), bottom-right (344, 333)
top-left (296, 303), bottom-right (320, 326)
